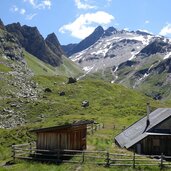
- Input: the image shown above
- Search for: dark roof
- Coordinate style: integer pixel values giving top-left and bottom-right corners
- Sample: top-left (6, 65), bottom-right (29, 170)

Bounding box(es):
top-left (115, 108), bottom-right (171, 149)
top-left (30, 120), bottom-right (94, 133)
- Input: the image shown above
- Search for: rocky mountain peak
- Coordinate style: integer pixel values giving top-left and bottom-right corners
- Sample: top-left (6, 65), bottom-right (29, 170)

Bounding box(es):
top-left (103, 26), bottom-right (117, 37)
top-left (136, 30), bottom-right (152, 36)
top-left (46, 32), bottom-right (60, 46)
top-left (45, 32), bottom-right (63, 60)
top-left (94, 25), bottom-right (104, 33)
top-left (138, 38), bottom-right (171, 57)
top-left (0, 18), bottom-right (6, 30)
top-left (6, 23), bottom-right (64, 66)
top-left (63, 26), bottom-right (105, 56)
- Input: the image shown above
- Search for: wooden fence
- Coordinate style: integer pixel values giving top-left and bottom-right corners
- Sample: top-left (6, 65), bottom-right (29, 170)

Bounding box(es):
top-left (12, 143), bottom-right (171, 169)
top-left (87, 122), bottom-right (104, 134)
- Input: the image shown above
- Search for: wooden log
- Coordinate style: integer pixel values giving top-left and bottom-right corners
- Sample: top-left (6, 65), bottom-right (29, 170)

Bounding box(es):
top-left (160, 153), bottom-right (164, 170)
top-left (81, 151), bottom-right (85, 164)
top-left (105, 151), bottom-right (110, 167)
top-left (11, 144), bottom-right (15, 162)
top-left (133, 151), bottom-right (135, 169)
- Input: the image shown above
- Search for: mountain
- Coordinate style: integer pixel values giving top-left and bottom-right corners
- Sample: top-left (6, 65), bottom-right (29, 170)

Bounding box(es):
top-left (0, 20), bottom-right (82, 128)
top-left (0, 18), bottom-right (6, 30)
top-left (6, 23), bottom-right (63, 66)
top-left (62, 26), bottom-right (105, 56)
top-left (71, 27), bottom-right (154, 73)
top-left (0, 21), bottom-right (23, 61)
top-left (114, 37), bottom-right (171, 100)
top-left (70, 26), bottom-right (171, 99)
top-left (62, 43), bottom-right (77, 56)
top-left (45, 32), bottom-right (64, 57)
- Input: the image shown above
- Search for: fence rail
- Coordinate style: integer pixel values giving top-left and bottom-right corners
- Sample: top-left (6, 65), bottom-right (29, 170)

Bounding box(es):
top-left (12, 143), bottom-right (171, 169)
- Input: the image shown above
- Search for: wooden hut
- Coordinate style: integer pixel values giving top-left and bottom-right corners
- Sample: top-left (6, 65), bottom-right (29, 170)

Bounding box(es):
top-left (115, 108), bottom-right (171, 155)
top-left (31, 120), bottom-right (93, 151)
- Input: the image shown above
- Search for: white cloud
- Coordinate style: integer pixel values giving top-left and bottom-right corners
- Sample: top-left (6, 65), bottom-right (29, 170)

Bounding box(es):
top-left (10, 5), bottom-right (19, 12)
top-left (24, 0), bottom-right (51, 9)
top-left (10, 6), bottom-right (26, 15)
top-left (75, 0), bottom-right (96, 10)
top-left (106, 0), bottom-right (112, 4)
top-left (26, 13), bottom-right (37, 20)
top-left (59, 11), bottom-right (114, 39)
top-left (159, 23), bottom-right (171, 36)
top-left (20, 8), bottom-right (26, 15)
top-left (124, 28), bottom-right (129, 31)
top-left (145, 20), bottom-right (150, 24)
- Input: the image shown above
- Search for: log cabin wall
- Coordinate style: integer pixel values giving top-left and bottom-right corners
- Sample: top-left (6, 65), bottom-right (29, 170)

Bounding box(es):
top-left (133, 135), bottom-right (171, 155)
top-left (36, 125), bottom-right (87, 150)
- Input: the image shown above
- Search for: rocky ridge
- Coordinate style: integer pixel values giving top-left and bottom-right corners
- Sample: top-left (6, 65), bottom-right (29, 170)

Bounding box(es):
top-left (6, 23), bottom-right (64, 66)
top-left (0, 22), bottom-right (40, 128)
top-left (69, 26), bottom-right (171, 99)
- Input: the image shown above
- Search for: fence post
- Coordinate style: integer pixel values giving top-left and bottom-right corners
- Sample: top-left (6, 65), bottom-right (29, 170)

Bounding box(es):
top-left (91, 124), bottom-right (94, 134)
top-left (81, 151), bottom-right (85, 164)
top-left (160, 153), bottom-right (164, 170)
top-left (29, 142), bottom-right (32, 155)
top-left (133, 150), bottom-right (135, 169)
top-left (113, 125), bottom-right (115, 130)
top-left (105, 151), bottom-right (110, 167)
top-left (95, 124), bottom-right (97, 131)
top-left (12, 144), bottom-right (15, 163)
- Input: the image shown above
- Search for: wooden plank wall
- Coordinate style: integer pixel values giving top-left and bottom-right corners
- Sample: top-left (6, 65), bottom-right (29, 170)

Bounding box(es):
top-left (36, 125), bottom-right (87, 151)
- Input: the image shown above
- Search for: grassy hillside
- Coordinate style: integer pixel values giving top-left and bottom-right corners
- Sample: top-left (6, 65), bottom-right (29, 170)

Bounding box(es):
top-left (1, 73), bottom-right (170, 170)
top-left (24, 51), bottom-right (82, 77)
top-left (1, 45), bottom-right (171, 170)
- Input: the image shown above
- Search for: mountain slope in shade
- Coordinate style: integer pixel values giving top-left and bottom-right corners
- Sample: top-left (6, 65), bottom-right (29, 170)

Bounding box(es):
top-left (113, 37), bottom-right (171, 100)
top-left (6, 23), bottom-right (63, 66)
top-left (62, 43), bottom-right (78, 56)
top-left (62, 26), bottom-right (105, 56)
top-left (45, 33), bottom-right (64, 57)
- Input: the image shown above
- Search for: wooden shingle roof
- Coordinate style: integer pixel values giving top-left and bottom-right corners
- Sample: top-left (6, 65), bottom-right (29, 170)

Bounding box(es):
top-left (30, 120), bottom-right (94, 133)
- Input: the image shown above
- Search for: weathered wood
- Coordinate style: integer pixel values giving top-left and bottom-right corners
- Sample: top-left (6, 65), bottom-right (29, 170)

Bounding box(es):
top-left (81, 151), bottom-right (85, 164)
top-left (12, 144), bottom-right (15, 162)
top-left (160, 153), bottom-right (164, 170)
top-left (105, 151), bottom-right (110, 167)
top-left (133, 150), bottom-right (135, 169)
top-left (12, 144), bottom-right (170, 170)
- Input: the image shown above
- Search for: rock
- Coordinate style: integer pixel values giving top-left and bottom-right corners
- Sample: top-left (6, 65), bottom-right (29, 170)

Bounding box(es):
top-left (10, 103), bottom-right (17, 107)
top-left (63, 26), bottom-right (104, 56)
top-left (82, 100), bottom-right (89, 107)
top-left (44, 88), bottom-right (52, 93)
top-left (59, 91), bottom-right (65, 96)
top-left (6, 23), bottom-right (64, 66)
top-left (68, 77), bottom-right (77, 84)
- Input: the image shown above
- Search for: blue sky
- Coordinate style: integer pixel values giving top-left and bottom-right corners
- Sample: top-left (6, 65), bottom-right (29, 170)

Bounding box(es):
top-left (0, 0), bottom-right (171, 45)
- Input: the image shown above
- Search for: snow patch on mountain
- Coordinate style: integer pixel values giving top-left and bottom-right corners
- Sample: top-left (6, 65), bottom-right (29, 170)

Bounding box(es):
top-left (129, 51), bottom-right (140, 60)
top-left (164, 51), bottom-right (171, 60)
top-left (70, 27), bottom-right (156, 77)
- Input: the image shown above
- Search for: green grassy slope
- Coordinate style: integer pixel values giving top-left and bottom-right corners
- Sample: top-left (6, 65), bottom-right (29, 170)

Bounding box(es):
top-left (1, 74), bottom-right (171, 170)
top-left (24, 51), bottom-right (82, 77)
top-left (1, 43), bottom-right (171, 170)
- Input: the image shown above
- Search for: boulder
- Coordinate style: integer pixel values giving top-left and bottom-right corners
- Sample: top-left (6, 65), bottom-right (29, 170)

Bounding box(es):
top-left (67, 77), bottom-right (77, 84)
top-left (82, 100), bottom-right (89, 107)
top-left (44, 88), bottom-right (52, 93)
top-left (59, 91), bottom-right (65, 96)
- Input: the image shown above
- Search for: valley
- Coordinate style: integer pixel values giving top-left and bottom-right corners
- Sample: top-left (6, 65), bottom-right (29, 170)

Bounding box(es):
top-left (1, 18), bottom-right (171, 171)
